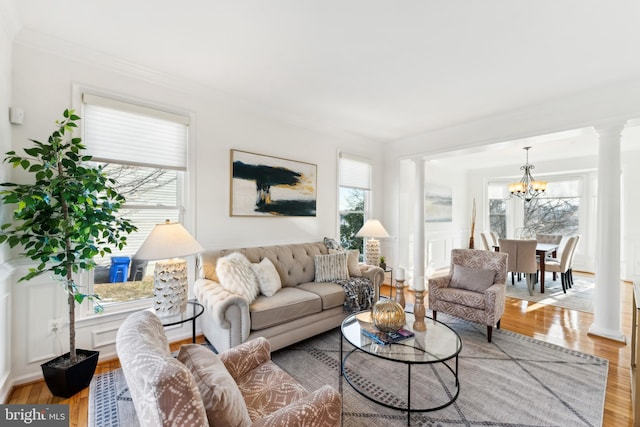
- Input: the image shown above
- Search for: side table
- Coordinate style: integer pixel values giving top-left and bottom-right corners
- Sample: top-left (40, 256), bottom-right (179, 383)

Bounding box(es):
top-left (157, 299), bottom-right (204, 343)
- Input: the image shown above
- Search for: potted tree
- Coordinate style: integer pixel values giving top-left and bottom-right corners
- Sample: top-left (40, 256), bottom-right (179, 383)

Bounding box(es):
top-left (0, 109), bottom-right (136, 397)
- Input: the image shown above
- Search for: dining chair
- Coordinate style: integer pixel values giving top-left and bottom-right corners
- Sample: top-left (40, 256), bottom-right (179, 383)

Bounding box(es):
top-left (490, 231), bottom-right (500, 247)
top-left (566, 234), bottom-right (581, 288)
top-left (498, 239), bottom-right (538, 295)
top-left (480, 232), bottom-right (492, 251)
top-left (536, 234), bottom-right (563, 245)
top-left (541, 235), bottom-right (578, 293)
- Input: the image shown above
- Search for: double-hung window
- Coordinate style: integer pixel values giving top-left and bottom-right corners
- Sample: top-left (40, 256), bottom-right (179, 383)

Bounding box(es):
top-left (81, 93), bottom-right (190, 307)
top-left (338, 153), bottom-right (371, 257)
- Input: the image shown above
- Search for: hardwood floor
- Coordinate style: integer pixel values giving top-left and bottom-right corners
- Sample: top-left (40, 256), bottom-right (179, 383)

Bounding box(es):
top-left (6, 273), bottom-right (634, 426)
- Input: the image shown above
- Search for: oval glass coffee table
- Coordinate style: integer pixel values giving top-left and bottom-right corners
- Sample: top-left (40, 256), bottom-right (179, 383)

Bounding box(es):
top-left (340, 310), bottom-right (462, 425)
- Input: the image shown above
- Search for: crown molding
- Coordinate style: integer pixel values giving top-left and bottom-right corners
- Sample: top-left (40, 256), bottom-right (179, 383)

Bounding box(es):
top-left (13, 28), bottom-right (376, 145)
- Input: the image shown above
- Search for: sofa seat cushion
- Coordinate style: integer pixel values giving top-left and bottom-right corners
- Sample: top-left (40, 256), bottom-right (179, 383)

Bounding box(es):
top-left (434, 287), bottom-right (486, 310)
top-left (235, 360), bottom-right (309, 422)
top-left (296, 282), bottom-right (345, 310)
top-left (250, 287), bottom-right (321, 330)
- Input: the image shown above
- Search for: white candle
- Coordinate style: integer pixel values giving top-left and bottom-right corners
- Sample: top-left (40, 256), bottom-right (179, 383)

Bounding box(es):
top-left (413, 279), bottom-right (425, 292)
top-left (396, 267), bottom-right (405, 281)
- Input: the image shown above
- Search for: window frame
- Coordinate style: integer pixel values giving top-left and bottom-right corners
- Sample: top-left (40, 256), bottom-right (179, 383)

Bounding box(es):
top-left (338, 153), bottom-right (372, 256)
top-left (72, 84), bottom-right (196, 317)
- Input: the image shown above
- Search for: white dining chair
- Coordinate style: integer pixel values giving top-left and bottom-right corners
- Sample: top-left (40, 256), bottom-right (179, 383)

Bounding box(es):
top-left (541, 236), bottom-right (578, 293)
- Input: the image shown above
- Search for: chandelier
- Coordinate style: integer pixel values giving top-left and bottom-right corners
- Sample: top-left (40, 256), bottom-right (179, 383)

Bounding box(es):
top-left (508, 146), bottom-right (547, 202)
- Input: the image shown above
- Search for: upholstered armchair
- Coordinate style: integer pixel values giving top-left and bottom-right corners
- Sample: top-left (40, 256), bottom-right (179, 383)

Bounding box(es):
top-left (117, 310), bottom-right (341, 427)
top-left (428, 249), bottom-right (508, 342)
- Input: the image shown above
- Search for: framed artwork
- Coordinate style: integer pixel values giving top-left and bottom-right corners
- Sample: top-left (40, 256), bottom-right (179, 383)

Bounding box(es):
top-left (230, 149), bottom-right (317, 217)
top-left (425, 184), bottom-right (453, 222)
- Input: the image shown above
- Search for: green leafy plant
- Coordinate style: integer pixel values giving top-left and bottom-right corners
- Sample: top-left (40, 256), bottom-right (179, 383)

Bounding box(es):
top-left (0, 109), bottom-right (136, 364)
top-left (379, 256), bottom-right (385, 263)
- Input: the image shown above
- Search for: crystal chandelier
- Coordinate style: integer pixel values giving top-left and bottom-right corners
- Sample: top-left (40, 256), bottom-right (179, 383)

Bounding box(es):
top-left (508, 146), bottom-right (547, 202)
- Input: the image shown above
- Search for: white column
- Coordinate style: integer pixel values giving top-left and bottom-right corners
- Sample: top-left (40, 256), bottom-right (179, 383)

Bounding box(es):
top-left (412, 157), bottom-right (425, 290)
top-left (589, 122), bottom-right (626, 342)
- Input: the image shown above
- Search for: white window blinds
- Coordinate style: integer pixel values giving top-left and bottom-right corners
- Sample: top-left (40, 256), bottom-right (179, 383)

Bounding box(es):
top-left (82, 93), bottom-right (189, 170)
top-left (339, 153), bottom-right (371, 191)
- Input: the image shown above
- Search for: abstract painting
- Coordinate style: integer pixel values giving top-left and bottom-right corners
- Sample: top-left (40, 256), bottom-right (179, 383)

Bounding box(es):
top-left (425, 183), bottom-right (453, 222)
top-left (230, 150), bottom-right (317, 217)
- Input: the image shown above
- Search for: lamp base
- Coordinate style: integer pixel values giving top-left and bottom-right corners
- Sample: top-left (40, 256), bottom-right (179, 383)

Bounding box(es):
top-left (365, 238), bottom-right (380, 266)
top-left (153, 259), bottom-right (188, 316)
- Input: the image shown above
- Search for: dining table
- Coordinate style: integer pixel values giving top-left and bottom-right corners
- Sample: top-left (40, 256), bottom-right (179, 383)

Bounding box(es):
top-left (493, 242), bottom-right (560, 293)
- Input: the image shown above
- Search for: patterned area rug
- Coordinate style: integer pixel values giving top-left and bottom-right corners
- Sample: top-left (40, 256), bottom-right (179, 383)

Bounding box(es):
top-left (505, 273), bottom-right (594, 312)
top-left (89, 314), bottom-right (607, 426)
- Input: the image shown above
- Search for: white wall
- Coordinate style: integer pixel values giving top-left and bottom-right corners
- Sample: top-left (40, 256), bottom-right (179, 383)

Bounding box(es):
top-left (7, 37), bottom-right (383, 384)
top-left (622, 150), bottom-right (640, 282)
top-left (0, 0), bottom-right (17, 403)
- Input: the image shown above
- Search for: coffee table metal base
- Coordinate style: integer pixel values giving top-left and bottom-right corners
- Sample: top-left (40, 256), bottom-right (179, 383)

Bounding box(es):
top-left (340, 334), bottom-right (460, 425)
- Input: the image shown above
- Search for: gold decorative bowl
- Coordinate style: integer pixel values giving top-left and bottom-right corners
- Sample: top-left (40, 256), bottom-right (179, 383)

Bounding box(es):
top-left (372, 300), bottom-right (406, 332)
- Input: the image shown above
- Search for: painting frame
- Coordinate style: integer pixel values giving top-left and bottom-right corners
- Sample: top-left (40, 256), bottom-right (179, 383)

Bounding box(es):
top-left (230, 149), bottom-right (318, 217)
top-left (425, 183), bottom-right (453, 223)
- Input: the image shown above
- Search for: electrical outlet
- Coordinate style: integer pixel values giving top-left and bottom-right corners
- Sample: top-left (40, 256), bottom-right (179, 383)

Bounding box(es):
top-left (48, 318), bottom-right (63, 334)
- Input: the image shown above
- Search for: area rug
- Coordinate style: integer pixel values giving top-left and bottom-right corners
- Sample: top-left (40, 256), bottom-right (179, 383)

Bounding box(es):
top-left (89, 315), bottom-right (607, 427)
top-left (505, 273), bottom-right (594, 312)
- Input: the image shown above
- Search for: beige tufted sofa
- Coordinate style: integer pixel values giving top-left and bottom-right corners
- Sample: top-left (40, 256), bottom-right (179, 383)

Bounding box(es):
top-left (194, 242), bottom-right (384, 353)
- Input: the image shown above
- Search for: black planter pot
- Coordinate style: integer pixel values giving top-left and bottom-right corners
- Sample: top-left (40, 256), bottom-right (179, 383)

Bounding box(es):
top-left (41, 349), bottom-right (99, 398)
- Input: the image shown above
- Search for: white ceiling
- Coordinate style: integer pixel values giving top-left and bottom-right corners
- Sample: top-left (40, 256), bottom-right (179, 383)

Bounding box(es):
top-left (6, 0), bottom-right (640, 164)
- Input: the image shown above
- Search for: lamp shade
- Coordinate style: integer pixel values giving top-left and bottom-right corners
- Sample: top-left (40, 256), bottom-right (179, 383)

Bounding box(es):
top-left (134, 220), bottom-right (204, 261)
top-left (355, 219), bottom-right (390, 238)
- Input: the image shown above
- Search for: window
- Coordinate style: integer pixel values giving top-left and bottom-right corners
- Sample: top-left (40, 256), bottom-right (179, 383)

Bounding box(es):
top-left (338, 154), bottom-right (371, 257)
top-left (488, 177), bottom-right (581, 239)
top-left (522, 178), bottom-right (580, 237)
top-left (487, 183), bottom-right (509, 239)
top-left (81, 93), bottom-right (190, 307)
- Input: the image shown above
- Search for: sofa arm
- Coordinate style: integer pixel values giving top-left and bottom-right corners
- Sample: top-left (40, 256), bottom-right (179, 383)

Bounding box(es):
top-left (252, 385), bottom-right (342, 427)
top-left (219, 337), bottom-right (271, 380)
top-left (358, 265), bottom-right (384, 301)
top-left (193, 278), bottom-right (251, 352)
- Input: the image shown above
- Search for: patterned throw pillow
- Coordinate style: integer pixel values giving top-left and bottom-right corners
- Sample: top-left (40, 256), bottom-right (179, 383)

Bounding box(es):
top-left (449, 264), bottom-right (496, 292)
top-left (251, 257), bottom-right (282, 297)
top-left (323, 237), bottom-right (343, 251)
top-left (314, 252), bottom-right (349, 282)
top-left (216, 252), bottom-right (260, 303)
top-left (329, 249), bottom-right (362, 277)
top-left (177, 344), bottom-right (252, 427)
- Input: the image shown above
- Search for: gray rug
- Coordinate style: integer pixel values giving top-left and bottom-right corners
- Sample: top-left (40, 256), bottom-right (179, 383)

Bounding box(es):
top-left (505, 273), bottom-right (594, 312)
top-left (89, 315), bottom-right (607, 427)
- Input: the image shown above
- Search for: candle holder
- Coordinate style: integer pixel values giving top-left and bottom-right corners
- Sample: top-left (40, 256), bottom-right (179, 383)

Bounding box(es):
top-left (394, 279), bottom-right (405, 309)
top-left (413, 289), bottom-right (427, 331)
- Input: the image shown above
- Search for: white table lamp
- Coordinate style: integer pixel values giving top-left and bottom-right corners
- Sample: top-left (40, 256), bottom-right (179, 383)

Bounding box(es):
top-left (355, 219), bottom-right (390, 267)
top-left (134, 220), bottom-right (204, 316)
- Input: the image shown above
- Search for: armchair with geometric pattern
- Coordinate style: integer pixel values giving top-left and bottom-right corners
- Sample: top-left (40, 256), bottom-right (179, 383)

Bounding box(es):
top-left (428, 249), bottom-right (508, 342)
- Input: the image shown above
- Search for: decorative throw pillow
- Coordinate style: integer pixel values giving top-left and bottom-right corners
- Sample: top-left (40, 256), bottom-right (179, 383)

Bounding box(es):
top-left (251, 257), bottom-right (282, 297)
top-left (329, 249), bottom-right (362, 277)
top-left (449, 264), bottom-right (496, 292)
top-left (314, 252), bottom-right (349, 282)
top-left (177, 344), bottom-right (252, 427)
top-left (323, 237), bottom-right (343, 251)
top-left (216, 252), bottom-right (260, 303)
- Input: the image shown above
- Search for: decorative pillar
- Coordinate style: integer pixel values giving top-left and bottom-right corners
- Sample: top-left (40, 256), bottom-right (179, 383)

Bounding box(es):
top-left (412, 157), bottom-right (426, 292)
top-left (589, 122), bottom-right (626, 342)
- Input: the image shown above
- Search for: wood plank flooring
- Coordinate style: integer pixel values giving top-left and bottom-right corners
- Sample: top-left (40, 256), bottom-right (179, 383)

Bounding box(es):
top-left (6, 273), bottom-right (633, 426)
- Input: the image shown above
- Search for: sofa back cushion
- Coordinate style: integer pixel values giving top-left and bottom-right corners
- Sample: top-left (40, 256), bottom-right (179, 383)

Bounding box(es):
top-left (116, 311), bottom-right (208, 427)
top-left (199, 242), bottom-right (328, 287)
